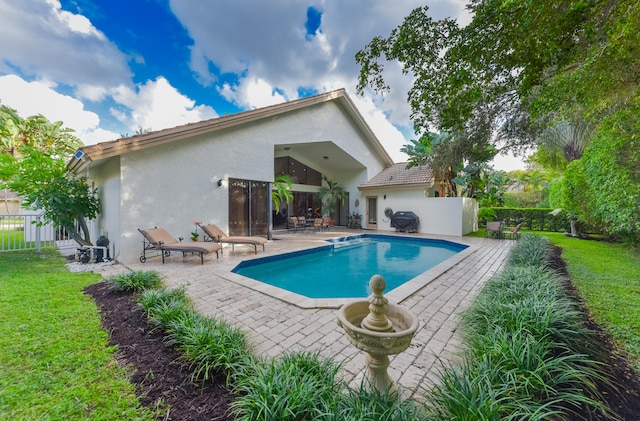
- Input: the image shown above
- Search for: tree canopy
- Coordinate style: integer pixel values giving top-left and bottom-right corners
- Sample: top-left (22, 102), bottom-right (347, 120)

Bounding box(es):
top-left (356, 0), bottom-right (639, 151)
top-left (0, 104), bottom-right (99, 246)
top-left (356, 1), bottom-right (639, 242)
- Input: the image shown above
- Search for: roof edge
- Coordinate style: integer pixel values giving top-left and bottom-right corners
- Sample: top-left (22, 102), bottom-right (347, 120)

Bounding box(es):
top-left (67, 88), bottom-right (394, 171)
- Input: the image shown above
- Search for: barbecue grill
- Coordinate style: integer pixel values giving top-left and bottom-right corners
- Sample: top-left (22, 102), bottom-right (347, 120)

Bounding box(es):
top-left (390, 211), bottom-right (419, 233)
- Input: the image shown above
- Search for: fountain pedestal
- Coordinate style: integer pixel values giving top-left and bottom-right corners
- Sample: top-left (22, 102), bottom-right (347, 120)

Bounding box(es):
top-left (337, 275), bottom-right (419, 395)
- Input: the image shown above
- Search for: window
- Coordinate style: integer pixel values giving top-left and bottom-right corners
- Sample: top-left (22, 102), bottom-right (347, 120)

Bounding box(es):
top-left (274, 156), bottom-right (322, 186)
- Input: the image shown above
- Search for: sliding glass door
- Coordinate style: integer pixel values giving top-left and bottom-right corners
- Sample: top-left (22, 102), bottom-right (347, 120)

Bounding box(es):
top-left (228, 178), bottom-right (269, 236)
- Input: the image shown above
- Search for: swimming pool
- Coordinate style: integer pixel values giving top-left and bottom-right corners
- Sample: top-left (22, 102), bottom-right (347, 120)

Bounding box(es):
top-left (232, 234), bottom-right (468, 300)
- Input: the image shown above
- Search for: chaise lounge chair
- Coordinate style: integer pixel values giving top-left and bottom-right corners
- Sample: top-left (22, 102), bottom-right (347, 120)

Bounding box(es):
top-left (138, 227), bottom-right (221, 264)
top-left (198, 223), bottom-right (267, 254)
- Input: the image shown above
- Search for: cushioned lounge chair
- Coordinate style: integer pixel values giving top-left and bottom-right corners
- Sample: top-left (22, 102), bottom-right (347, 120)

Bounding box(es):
top-left (138, 227), bottom-right (221, 264)
top-left (199, 223), bottom-right (267, 254)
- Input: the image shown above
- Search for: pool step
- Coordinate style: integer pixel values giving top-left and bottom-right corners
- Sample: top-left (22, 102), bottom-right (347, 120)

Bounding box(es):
top-left (332, 238), bottom-right (373, 251)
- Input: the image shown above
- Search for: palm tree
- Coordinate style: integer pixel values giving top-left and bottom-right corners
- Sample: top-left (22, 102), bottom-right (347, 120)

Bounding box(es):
top-left (402, 131), bottom-right (459, 197)
top-left (538, 118), bottom-right (593, 165)
top-left (538, 118), bottom-right (593, 237)
top-left (315, 176), bottom-right (348, 219)
top-left (272, 174), bottom-right (293, 214)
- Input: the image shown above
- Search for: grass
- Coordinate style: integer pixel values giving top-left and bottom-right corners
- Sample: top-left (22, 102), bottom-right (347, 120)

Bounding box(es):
top-left (540, 232), bottom-right (640, 371)
top-left (0, 228), bottom-right (25, 250)
top-left (0, 250), bottom-right (156, 419)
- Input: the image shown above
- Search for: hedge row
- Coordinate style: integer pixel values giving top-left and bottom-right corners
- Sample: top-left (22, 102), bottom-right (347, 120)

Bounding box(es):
top-left (482, 207), bottom-right (570, 232)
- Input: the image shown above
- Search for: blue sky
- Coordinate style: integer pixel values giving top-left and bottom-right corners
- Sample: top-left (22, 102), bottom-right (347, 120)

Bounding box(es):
top-left (0, 0), bottom-right (524, 169)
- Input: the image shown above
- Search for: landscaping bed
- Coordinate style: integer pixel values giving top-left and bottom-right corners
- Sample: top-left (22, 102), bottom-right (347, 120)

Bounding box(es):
top-left (85, 282), bottom-right (235, 421)
top-left (85, 245), bottom-right (640, 420)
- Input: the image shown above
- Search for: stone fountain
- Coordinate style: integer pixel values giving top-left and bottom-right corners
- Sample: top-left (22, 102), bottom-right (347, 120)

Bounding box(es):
top-left (337, 274), bottom-right (419, 396)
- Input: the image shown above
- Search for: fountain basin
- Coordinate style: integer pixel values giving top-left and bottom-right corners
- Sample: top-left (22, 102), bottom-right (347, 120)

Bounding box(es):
top-left (338, 301), bottom-right (419, 355)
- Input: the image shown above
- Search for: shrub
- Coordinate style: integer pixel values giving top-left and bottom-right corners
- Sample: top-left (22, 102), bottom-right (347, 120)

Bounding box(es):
top-left (167, 312), bottom-right (253, 384)
top-left (106, 270), bottom-right (163, 292)
top-left (137, 287), bottom-right (191, 328)
top-left (486, 207), bottom-right (571, 232)
top-left (424, 233), bottom-right (615, 419)
top-left (231, 351), bottom-right (344, 420)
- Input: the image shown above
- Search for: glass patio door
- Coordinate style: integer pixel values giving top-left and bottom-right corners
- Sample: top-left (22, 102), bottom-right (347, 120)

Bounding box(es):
top-left (228, 178), bottom-right (268, 236)
top-left (366, 196), bottom-right (378, 229)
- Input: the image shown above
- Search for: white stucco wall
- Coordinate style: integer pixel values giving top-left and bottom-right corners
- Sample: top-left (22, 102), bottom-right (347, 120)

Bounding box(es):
top-left (91, 158), bottom-right (122, 260)
top-left (359, 187), bottom-right (478, 236)
top-left (88, 100), bottom-right (389, 263)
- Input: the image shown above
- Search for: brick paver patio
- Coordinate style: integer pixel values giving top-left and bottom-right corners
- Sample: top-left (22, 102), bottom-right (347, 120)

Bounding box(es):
top-left (93, 229), bottom-right (514, 399)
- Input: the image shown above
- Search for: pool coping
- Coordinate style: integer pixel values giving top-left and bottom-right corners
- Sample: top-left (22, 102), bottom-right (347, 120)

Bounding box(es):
top-left (217, 237), bottom-right (478, 309)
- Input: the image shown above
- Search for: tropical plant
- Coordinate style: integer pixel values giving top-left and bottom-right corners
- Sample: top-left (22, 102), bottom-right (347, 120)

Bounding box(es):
top-left (533, 118), bottom-right (593, 172)
top-left (272, 174), bottom-right (293, 215)
top-left (402, 131), bottom-right (461, 197)
top-left (315, 176), bottom-right (347, 218)
top-left (426, 235), bottom-right (615, 420)
top-left (106, 270), bottom-right (163, 293)
top-left (0, 106), bottom-right (98, 246)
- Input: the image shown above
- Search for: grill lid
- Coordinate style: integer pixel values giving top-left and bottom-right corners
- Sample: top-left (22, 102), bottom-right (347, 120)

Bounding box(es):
top-left (390, 211), bottom-right (419, 231)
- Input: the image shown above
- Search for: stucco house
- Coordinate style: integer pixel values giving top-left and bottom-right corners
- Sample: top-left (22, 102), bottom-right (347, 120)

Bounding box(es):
top-left (68, 88), bottom-right (476, 263)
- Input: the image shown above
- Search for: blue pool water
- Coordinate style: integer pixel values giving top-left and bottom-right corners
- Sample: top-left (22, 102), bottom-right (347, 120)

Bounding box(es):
top-left (232, 234), bottom-right (467, 299)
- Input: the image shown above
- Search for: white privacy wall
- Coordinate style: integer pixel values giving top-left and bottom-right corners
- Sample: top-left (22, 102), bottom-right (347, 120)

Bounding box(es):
top-left (363, 187), bottom-right (478, 236)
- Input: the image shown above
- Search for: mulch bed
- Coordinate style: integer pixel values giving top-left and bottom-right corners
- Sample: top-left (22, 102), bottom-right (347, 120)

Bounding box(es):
top-left (85, 246), bottom-right (640, 420)
top-left (84, 282), bottom-right (235, 421)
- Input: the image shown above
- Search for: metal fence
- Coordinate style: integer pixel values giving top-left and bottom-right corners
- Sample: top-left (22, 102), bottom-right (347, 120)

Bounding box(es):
top-left (0, 213), bottom-right (77, 252)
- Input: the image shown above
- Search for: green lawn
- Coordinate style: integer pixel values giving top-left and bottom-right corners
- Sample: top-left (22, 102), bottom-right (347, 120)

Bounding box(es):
top-left (0, 250), bottom-right (156, 420)
top-left (1, 228), bottom-right (25, 250)
top-left (540, 232), bottom-right (640, 371)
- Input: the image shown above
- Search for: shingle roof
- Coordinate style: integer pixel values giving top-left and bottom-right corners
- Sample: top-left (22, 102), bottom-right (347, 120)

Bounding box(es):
top-left (67, 89), bottom-right (394, 173)
top-left (358, 162), bottom-right (434, 190)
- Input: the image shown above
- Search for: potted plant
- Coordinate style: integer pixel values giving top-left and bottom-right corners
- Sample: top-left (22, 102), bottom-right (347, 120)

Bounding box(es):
top-left (315, 176), bottom-right (347, 221)
top-left (348, 210), bottom-right (362, 229)
top-left (191, 221), bottom-right (201, 241)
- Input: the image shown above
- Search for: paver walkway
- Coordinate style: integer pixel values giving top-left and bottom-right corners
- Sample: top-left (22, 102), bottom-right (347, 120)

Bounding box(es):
top-left (94, 229), bottom-right (514, 399)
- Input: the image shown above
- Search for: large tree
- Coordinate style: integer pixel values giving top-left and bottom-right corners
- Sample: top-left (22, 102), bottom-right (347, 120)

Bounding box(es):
top-left (0, 105), bottom-right (99, 246)
top-left (356, 1), bottom-right (640, 152)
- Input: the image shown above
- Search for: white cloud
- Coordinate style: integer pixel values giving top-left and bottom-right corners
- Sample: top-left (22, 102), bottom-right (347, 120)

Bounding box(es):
top-left (0, 74), bottom-right (118, 145)
top-left (0, 0), bottom-right (473, 159)
top-left (170, 0), bottom-right (469, 145)
top-left (110, 77), bottom-right (218, 131)
top-left (349, 94), bottom-right (410, 163)
top-left (219, 76), bottom-right (288, 109)
top-left (0, 0), bottom-right (131, 92)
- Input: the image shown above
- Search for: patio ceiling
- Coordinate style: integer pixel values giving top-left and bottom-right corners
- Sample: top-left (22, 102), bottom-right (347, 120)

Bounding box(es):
top-left (274, 141), bottom-right (368, 172)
